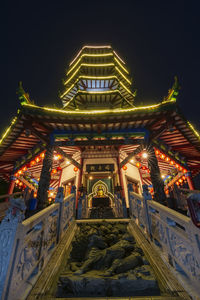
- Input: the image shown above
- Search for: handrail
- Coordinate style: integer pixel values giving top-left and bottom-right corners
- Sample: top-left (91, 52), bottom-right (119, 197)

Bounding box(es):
top-left (0, 192), bottom-right (23, 200)
top-left (179, 187), bottom-right (200, 194)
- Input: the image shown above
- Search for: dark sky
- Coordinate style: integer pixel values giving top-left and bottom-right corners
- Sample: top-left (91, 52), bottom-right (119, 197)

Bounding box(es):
top-left (0, 1), bottom-right (200, 136)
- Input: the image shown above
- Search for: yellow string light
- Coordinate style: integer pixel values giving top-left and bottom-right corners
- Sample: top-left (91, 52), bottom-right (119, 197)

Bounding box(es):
top-left (64, 63), bottom-right (132, 86)
top-left (113, 50), bottom-right (125, 64)
top-left (21, 98), bottom-right (176, 115)
top-left (60, 75), bottom-right (134, 98)
top-left (115, 66), bottom-right (132, 85)
top-left (114, 57), bottom-right (129, 74)
top-left (0, 117), bottom-right (18, 145)
top-left (67, 53), bottom-right (114, 75)
top-left (69, 45), bottom-right (112, 66)
top-left (187, 121), bottom-right (200, 140)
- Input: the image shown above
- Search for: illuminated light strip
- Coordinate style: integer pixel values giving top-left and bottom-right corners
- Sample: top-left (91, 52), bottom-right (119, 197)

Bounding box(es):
top-left (67, 53), bottom-right (114, 75)
top-left (114, 57), bottom-right (129, 74)
top-left (0, 117), bottom-right (18, 145)
top-left (119, 80), bottom-right (134, 97)
top-left (64, 63), bottom-right (131, 86)
top-left (113, 50), bottom-right (125, 64)
top-left (61, 75), bottom-right (133, 98)
top-left (63, 89), bottom-right (133, 109)
top-left (21, 98), bottom-right (176, 115)
top-left (69, 45), bottom-right (112, 66)
top-left (187, 121), bottom-right (200, 140)
top-left (115, 66), bottom-right (131, 85)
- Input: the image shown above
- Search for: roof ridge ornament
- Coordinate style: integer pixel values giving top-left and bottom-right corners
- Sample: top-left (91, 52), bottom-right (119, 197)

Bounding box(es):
top-left (17, 81), bottom-right (32, 105)
top-left (162, 76), bottom-right (181, 103)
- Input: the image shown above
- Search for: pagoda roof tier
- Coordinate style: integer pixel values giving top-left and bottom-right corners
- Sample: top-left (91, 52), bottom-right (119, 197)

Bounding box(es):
top-left (61, 46), bottom-right (134, 109)
top-left (0, 100), bottom-right (200, 181)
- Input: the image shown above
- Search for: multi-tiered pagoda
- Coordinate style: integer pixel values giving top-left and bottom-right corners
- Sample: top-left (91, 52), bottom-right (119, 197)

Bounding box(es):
top-left (0, 45), bottom-right (200, 216)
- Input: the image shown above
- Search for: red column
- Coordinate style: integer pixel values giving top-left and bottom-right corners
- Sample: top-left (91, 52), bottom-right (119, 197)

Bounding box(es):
top-left (6, 176), bottom-right (15, 201)
top-left (117, 155), bottom-right (125, 198)
top-left (76, 158), bottom-right (83, 209)
top-left (187, 172), bottom-right (195, 190)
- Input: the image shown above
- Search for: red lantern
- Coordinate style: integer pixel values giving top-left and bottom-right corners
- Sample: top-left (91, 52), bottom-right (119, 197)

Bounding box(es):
top-left (40, 152), bottom-right (45, 159)
top-left (35, 156), bottom-right (41, 163)
top-left (122, 165), bottom-right (127, 171)
top-left (136, 162), bottom-right (141, 168)
top-left (74, 167), bottom-right (78, 172)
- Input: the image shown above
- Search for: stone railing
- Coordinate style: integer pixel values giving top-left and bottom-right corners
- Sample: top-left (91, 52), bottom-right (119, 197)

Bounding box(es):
top-left (0, 188), bottom-right (76, 300)
top-left (128, 184), bottom-right (200, 295)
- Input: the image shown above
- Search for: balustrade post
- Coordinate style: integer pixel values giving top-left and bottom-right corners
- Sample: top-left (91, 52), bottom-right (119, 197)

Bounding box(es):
top-left (142, 184), bottom-right (152, 238)
top-left (127, 183), bottom-right (134, 218)
top-left (55, 187), bottom-right (64, 241)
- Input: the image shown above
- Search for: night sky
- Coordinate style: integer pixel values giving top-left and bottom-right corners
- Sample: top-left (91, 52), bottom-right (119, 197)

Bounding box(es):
top-left (1, 1), bottom-right (200, 136)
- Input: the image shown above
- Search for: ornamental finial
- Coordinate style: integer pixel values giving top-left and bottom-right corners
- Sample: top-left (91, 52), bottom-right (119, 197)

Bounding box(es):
top-left (162, 76), bottom-right (181, 103)
top-left (17, 81), bottom-right (32, 104)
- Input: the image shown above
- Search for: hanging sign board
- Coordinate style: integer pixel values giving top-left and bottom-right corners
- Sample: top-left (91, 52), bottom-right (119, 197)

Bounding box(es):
top-left (86, 164), bottom-right (114, 173)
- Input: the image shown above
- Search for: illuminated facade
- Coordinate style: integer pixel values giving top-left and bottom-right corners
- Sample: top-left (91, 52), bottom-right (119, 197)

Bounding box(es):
top-left (0, 45), bottom-right (200, 217)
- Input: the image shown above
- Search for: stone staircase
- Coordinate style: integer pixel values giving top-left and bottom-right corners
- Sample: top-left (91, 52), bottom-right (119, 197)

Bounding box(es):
top-left (89, 207), bottom-right (115, 219)
top-left (27, 219), bottom-right (190, 300)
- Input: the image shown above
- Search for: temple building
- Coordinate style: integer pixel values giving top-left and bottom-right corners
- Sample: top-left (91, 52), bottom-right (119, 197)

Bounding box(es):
top-left (0, 45), bottom-right (200, 217)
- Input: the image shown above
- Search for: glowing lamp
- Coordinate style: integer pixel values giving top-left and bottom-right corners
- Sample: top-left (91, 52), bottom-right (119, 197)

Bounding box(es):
top-left (122, 165), bottom-right (127, 171)
top-left (18, 170), bottom-right (22, 175)
top-left (176, 182), bottom-right (179, 186)
top-left (179, 166), bottom-right (183, 171)
top-left (16, 179), bottom-right (19, 184)
top-left (22, 166), bottom-right (27, 172)
top-left (136, 162), bottom-right (141, 168)
top-left (183, 169), bottom-right (187, 173)
top-left (175, 164), bottom-right (179, 169)
top-left (166, 190), bottom-right (169, 195)
top-left (74, 167), bottom-right (78, 172)
top-left (142, 152), bottom-right (148, 159)
top-left (170, 160), bottom-right (174, 165)
top-left (34, 193), bottom-right (37, 198)
top-left (182, 176), bottom-right (186, 180)
top-left (19, 182), bottom-right (23, 186)
top-left (179, 179), bottom-right (183, 183)
top-left (52, 169), bottom-right (57, 174)
top-left (165, 157), bottom-right (170, 162)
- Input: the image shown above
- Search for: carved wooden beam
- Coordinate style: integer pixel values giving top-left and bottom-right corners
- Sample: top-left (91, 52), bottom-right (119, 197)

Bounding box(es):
top-left (119, 143), bottom-right (145, 168)
top-left (25, 122), bottom-right (81, 169)
top-left (54, 146), bottom-right (81, 169)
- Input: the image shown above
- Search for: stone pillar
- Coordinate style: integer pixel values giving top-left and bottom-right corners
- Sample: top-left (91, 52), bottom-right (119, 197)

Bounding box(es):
top-left (37, 145), bottom-right (53, 210)
top-left (147, 144), bottom-right (166, 205)
top-left (186, 172), bottom-right (195, 190)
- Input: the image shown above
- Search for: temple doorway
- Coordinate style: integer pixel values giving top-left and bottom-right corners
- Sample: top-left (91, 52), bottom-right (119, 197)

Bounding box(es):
top-left (87, 177), bottom-right (114, 208)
